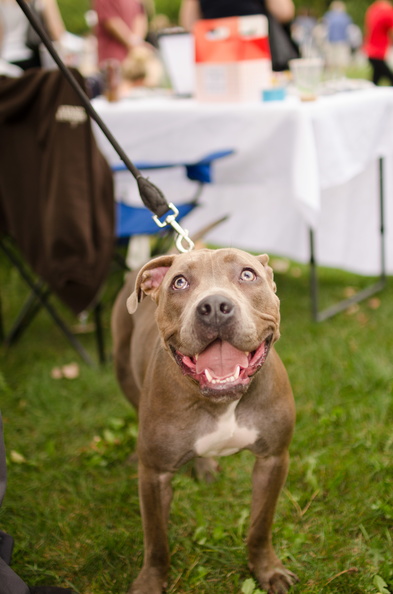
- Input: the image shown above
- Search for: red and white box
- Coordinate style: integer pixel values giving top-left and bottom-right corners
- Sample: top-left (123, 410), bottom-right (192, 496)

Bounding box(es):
top-left (194, 15), bottom-right (272, 102)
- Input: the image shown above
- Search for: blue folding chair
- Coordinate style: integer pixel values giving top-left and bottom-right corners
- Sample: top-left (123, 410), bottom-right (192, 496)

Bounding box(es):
top-left (112, 149), bottom-right (234, 260)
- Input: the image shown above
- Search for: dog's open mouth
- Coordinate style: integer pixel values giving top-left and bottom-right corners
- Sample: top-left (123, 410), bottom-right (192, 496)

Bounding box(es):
top-left (173, 337), bottom-right (272, 395)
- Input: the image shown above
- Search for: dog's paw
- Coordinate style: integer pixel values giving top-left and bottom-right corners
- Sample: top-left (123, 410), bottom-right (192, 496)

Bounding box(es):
top-left (193, 457), bottom-right (221, 483)
top-left (250, 560), bottom-right (299, 594)
top-left (264, 567), bottom-right (299, 594)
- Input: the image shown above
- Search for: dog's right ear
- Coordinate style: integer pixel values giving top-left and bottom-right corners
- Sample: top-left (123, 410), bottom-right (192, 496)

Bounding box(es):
top-left (256, 253), bottom-right (277, 293)
top-left (127, 255), bottom-right (176, 314)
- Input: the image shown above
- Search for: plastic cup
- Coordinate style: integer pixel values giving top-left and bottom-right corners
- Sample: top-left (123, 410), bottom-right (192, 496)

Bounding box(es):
top-left (289, 58), bottom-right (323, 102)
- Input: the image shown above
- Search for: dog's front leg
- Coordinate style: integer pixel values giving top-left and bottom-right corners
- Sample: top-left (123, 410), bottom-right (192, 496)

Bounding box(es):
top-left (129, 462), bottom-right (174, 594)
top-left (247, 453), bottom-right (298, 594)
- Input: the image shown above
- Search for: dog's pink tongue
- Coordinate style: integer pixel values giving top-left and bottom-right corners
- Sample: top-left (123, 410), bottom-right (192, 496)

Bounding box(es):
top-left (196, 340), bottom-right (248, 378)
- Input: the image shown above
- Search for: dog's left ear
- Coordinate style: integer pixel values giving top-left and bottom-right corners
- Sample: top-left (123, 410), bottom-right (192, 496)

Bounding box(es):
top-left (127, 255), bottom-right (176, 314)
top-left (256, 254), bottom-right (277, 293)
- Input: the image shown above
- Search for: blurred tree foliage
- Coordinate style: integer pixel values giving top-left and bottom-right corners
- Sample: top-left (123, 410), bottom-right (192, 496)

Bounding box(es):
top-left (57, 0), bottom-right (370, 36)
top-left (152, 0), bottom-right (370, 29)
top-left (152, 0), bottom-right (371, 29)
top-left (58, 0), bottom-right (90, 35)
top-left (293, 0), bottom-right (370, 27)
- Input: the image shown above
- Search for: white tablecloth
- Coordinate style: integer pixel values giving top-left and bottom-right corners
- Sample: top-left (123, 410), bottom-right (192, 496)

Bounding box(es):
top-left (92, 87), bottom-right (393, 275)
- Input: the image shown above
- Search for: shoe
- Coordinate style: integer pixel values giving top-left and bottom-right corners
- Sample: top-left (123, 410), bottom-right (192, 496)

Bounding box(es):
top-left (0, 531), bottom-right (14, 565)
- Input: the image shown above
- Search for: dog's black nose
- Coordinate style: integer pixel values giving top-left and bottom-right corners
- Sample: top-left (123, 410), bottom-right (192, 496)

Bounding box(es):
top-left (196, 295), bottom-right (235, 326)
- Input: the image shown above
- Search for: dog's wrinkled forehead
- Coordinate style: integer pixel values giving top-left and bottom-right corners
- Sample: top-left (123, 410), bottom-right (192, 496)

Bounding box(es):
top-left (167, 248), bottom-right (277, 295)
top-left (169, 249), bottom-right (247, 281)
top-left (186, 249), bottom-right (270, 283)
top-left (127, 248), bottom-right (277, 314)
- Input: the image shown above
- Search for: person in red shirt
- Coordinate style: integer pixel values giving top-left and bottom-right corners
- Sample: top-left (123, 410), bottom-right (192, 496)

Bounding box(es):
top-left (363, 0), bottom-right (393, 85)
top-left (93, 0), bottom-right (148, 67)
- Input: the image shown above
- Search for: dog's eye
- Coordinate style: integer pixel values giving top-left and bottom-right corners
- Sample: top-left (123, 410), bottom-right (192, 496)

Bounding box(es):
top-left (240, 268), bottom-right (256, 282)
top-left (172, 275), bottom-right (189, 290)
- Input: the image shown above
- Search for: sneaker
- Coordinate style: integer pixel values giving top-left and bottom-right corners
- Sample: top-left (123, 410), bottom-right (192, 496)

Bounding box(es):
top-left (0, 531), bottom-right (14, 565)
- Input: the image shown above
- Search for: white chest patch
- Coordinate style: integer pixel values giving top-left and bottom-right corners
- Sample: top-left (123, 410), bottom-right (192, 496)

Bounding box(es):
top-left (194, 402), bottom-right (258, 458)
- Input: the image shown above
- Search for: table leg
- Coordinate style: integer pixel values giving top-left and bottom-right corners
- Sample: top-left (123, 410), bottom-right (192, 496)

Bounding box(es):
top-left (309, 157), bottom-right (387, 322)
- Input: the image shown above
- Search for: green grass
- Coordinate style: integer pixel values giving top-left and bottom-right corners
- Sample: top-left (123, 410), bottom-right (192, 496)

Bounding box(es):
top-left (2, 2), bottom-right (389, 592)
top-left (1, 250), bottom-right (392, 594)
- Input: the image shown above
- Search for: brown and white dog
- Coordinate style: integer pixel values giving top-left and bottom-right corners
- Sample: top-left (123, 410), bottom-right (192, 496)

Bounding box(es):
top-left (111, 247), bottom-right (298, 594)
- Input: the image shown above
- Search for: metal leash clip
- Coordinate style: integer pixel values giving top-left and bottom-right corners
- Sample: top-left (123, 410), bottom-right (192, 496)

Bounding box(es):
top-left (152, 203), bottom-right (195, 253)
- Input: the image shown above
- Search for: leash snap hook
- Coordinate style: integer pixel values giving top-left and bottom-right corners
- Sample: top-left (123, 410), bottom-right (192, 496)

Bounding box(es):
top-left (153, 203), bottom-right (195, 253)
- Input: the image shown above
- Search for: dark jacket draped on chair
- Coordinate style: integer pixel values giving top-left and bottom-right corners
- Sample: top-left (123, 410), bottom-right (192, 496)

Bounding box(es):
top-left (0, 68), bottom-right (114, 314)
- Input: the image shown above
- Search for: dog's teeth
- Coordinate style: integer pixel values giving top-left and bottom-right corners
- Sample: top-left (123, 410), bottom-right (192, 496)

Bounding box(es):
top-left (245, 352), bottom-right (250, 357)
top-left (195, 354), bottom-right (199, 361)
top-left (205, 367), bottom-right (240, 385)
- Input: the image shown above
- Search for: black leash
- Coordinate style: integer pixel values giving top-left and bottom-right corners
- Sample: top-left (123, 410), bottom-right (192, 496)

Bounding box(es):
top-left (14, 0), bottom-right (178, 221)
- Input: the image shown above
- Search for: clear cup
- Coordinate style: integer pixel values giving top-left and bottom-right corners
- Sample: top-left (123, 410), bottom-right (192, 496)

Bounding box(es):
top-left (289, 58), bottom-right (323, 102)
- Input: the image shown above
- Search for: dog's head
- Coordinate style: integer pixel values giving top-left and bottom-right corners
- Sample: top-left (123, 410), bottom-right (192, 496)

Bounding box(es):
top-left (127, 248), bottom-right (280, 401)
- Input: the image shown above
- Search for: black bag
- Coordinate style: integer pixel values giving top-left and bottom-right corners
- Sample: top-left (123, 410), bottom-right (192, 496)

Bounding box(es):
top-left (268, 14), bottom-right (299, 71)
top-left (26, 0), bottom-right (49, 51)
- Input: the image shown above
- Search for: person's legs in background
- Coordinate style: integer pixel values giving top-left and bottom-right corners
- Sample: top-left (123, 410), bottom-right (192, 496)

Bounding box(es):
top-left (368, 57), bottom-right (393, 85)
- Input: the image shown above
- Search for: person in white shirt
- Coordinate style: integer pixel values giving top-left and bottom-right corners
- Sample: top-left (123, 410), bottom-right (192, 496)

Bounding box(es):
top-left (0, 0), bottom-right (64, 69)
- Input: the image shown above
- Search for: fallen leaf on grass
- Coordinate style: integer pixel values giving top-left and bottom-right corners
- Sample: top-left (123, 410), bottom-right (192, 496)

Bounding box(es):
top-left (51, 367), bottom-right (63, 379)
top-left (10, 450), bottom-right (26, 464)
top-left (50, 363), bottom-right (80, 380)
top-left (344, 286), bottom-right (357, 298)
top-left (291, 266), bottom-right (302, 278)
top-left (368, 297), bottom-right (381, 310)
top-left (356, 312), bottom-right (369, 326)
top-left (62, 363), bottom-right (79, 379)
top-left (270, 258), bottom-right (290, 273)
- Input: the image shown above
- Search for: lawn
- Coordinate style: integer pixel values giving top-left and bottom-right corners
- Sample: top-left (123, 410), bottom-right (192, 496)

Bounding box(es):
top-left (0, 246), bottom-right (392, 594)
top-left (1, 5), bottom-right (391, 593)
